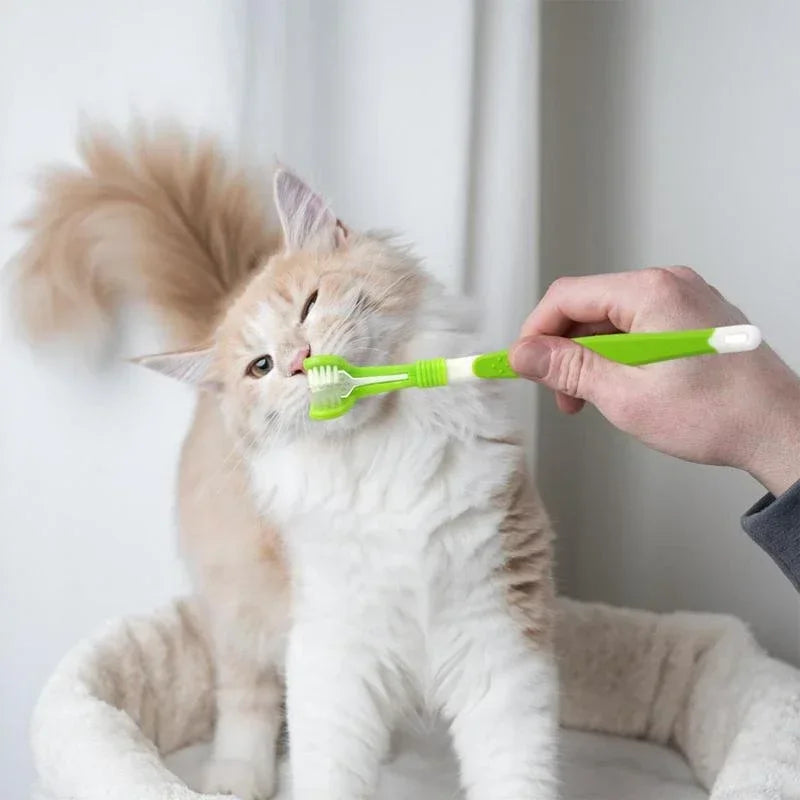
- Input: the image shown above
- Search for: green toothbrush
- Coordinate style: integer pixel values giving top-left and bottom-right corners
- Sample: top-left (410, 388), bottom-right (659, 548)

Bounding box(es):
top-left (304, 324), bottom-right (761, 421)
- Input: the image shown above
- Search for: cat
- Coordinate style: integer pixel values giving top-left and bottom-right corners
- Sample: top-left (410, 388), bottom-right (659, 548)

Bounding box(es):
top-left (12, 125), bottom-right (558, 800)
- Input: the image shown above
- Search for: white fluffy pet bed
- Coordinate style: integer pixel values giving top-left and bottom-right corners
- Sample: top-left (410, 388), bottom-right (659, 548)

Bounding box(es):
top-left (31, 598), bottom-right (800, 800)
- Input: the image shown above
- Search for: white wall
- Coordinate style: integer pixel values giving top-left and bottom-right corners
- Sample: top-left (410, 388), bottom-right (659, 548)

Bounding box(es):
top-left (0, 4), bottom-right (246, 798)
top-left (0, 2), bottom-right (539, 797)
top-left (540, 0), bottom-right (800, 664)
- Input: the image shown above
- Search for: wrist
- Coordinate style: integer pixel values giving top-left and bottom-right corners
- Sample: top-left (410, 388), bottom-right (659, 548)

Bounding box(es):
top-left (743, 368), bottom-right (800, 497)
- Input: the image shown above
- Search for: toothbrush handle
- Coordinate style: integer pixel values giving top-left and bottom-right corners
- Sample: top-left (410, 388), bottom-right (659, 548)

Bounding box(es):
top-left (466, 325), bottom-right (761, 379)
top-left (573, 324), bottom-right (761, 366)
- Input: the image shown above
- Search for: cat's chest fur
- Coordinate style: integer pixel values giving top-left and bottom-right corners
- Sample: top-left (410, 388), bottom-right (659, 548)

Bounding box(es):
top-left (249, 413), bottom-right (519, 606)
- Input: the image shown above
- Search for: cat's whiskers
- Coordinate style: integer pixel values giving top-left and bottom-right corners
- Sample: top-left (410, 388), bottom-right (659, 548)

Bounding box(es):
top-left (363, 269), bottom-right (416, 307)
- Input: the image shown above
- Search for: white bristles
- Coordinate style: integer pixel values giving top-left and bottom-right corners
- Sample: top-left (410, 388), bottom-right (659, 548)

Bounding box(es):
top-left (307, 365), bottom-right (355, 410)
top-left (308, 364), bottom-right (342, 393)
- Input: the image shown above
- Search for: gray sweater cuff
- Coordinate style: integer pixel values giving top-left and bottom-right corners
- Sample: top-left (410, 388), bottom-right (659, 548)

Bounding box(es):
top-left (741, 478), bottom-right (800, 591)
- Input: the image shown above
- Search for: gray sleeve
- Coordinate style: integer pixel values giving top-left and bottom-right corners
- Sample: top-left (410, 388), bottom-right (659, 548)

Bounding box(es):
top-left (741, 478), bottom-right (800, 591)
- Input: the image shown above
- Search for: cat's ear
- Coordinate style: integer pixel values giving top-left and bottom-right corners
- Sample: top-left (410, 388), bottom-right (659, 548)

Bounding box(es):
top-left (132, 346), bottom-right (220, 392)
top-left (273, 167), bottom-right (347, 252)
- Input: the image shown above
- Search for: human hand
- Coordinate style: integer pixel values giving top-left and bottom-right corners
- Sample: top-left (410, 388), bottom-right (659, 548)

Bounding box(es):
top-left (510, 267), bottom-right (800, 495)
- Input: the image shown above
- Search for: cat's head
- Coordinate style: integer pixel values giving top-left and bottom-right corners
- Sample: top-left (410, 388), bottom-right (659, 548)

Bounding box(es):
top-left (138, 168), bottom-right (429, 445)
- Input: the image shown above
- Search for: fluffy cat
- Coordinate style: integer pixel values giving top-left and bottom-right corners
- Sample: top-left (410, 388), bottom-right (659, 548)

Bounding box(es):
top-left (12, 125), bottom-right (557, 800)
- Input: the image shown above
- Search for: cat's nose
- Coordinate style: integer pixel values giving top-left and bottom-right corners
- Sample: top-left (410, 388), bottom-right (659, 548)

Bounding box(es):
top-left (289, 345), bottom-right (311, 376)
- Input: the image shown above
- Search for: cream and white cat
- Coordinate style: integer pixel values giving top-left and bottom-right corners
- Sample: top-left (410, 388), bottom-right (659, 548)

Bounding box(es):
top-left (13, 126), bottom-right (557, 800)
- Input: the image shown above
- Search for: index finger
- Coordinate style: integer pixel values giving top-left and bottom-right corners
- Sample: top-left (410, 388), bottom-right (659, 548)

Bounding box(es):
top-left (521, 271), bottom-right (657, 337)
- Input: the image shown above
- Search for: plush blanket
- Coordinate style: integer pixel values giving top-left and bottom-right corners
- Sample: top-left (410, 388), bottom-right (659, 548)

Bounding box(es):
top-left (30, 598), bottom-right (800, 799)
top-left (164, 729), bottom-right (707, 800)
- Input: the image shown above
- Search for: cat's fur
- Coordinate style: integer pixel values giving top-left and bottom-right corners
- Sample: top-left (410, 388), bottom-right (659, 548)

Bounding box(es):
top-left (12, 125), bottom-right (557, 800)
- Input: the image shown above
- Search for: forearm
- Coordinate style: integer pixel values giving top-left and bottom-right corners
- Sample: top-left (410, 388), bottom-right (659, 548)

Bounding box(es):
top-left (738, 362), bottom-right (800, 591)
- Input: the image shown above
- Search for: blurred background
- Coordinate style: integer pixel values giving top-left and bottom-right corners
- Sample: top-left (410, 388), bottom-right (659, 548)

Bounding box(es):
top-left (1, 1), bottom-right (799, 797)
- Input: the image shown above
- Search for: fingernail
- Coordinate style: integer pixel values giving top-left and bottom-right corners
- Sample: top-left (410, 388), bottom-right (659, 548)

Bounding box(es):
top-left (510, 339), bottom-right (551, 379)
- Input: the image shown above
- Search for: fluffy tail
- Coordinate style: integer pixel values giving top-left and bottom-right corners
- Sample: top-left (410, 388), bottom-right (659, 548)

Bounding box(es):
top-left (10, 123), bottom-right (279, 348)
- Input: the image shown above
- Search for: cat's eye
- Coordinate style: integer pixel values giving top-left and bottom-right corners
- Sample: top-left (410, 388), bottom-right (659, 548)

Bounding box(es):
top-left (246, 355), bottom-right (273, 379)
top-left (300, 290), bottom-right (318, 323)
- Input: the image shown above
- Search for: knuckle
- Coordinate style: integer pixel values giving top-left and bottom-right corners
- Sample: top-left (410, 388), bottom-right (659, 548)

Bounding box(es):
top-left (643, 267), bottom-right (674, 289)
top-left (547, 275), bottom-right (574, 298)
top-left (668, 265), bottom-right (700, 282)
top-left (641, 267), bottom-right (684, 300)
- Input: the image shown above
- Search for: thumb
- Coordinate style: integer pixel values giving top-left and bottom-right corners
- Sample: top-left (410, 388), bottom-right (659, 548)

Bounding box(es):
top-left (509, 335), bottom-right (623, 403)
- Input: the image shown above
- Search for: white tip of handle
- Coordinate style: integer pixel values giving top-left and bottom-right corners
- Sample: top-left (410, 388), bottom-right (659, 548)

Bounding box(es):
top-left (709, 324), bottom-right (762, 354)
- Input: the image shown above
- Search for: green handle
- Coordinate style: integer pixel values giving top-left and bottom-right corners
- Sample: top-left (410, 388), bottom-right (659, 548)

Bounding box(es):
top-left (469, 329), bottom-right (719, 380)
top-left (573, 329), bottom-right (716, 366)
top-left (473, 351), bottom-right (518, 379)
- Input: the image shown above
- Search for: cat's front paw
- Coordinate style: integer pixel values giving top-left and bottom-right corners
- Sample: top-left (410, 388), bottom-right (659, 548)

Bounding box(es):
top-left (202, 757), bottom-right (276, 800)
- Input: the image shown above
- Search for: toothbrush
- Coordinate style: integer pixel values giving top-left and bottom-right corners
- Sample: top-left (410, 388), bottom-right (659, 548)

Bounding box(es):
top-left (304, 324), bottom-right (761, 420)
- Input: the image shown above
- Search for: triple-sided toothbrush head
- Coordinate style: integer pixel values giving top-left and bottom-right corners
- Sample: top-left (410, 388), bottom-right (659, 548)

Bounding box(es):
top-left (305, 356), bottom-right (361, 420)
top-left (304, 354), bottom-right (431, 421)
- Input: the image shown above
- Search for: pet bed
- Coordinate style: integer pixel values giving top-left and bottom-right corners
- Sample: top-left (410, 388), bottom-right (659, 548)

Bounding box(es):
top-left (30, 597), bottom-right (800, 799)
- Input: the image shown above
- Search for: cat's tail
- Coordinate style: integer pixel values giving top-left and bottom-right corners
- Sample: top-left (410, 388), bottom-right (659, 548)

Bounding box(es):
top-left (10, 123), bottom-right (279, 348)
